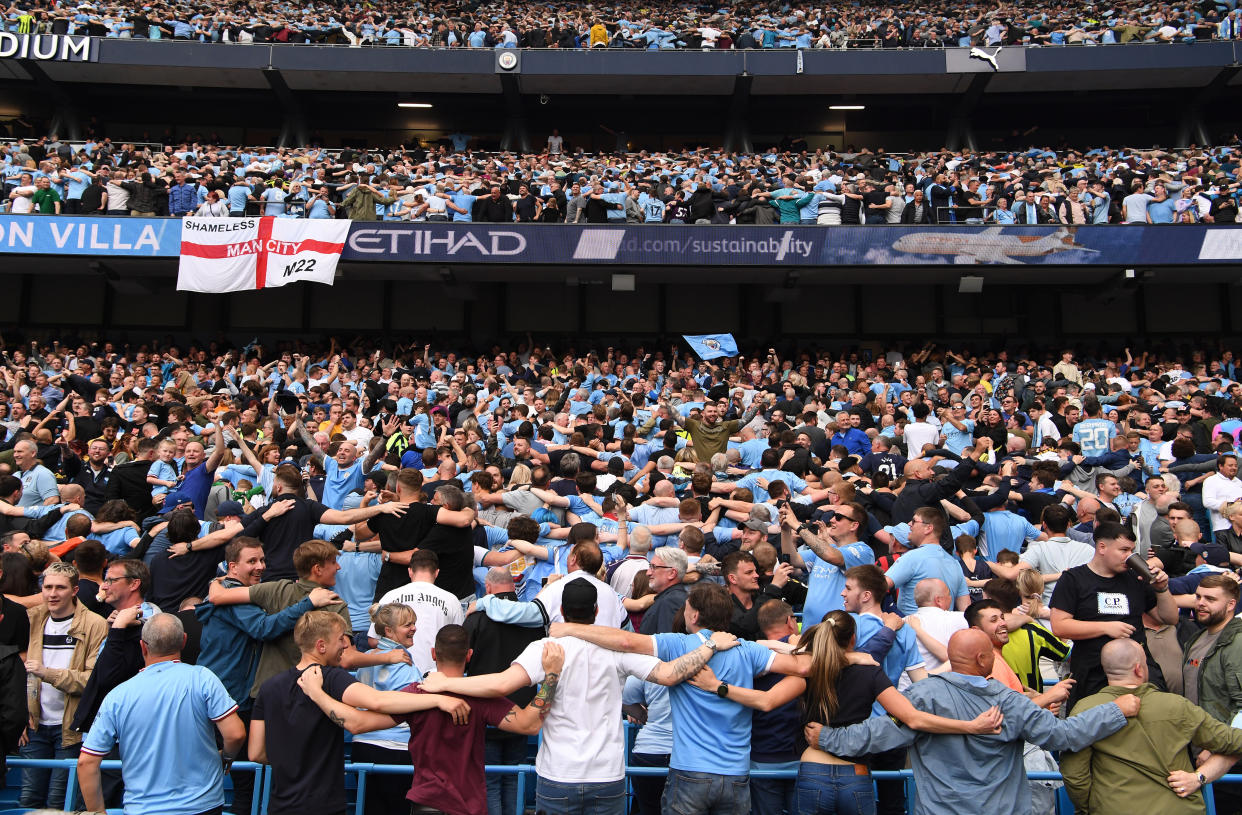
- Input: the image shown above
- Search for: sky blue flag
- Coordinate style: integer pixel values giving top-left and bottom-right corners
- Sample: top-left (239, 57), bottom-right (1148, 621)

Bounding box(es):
top-left (683, 334), bottom-right (738, 360)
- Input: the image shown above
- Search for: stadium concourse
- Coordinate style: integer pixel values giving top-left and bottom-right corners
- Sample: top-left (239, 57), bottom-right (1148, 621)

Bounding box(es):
top-left (2, 336), bottom-right (1242, 815)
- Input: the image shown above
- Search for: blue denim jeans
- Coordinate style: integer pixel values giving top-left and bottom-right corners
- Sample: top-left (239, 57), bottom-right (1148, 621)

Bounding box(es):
top-left (19, 724), bottom-right (80, 809)
top-left (749, 759), bottom-right (798, 815)
top-left (794, 763), bottom-right (876, 815)
top-left (535, 777), bottom-right (627, 815)
top-left (484, 729), bottom-right (527, 815)
top-left (662, 769), bottom-right (751, 815)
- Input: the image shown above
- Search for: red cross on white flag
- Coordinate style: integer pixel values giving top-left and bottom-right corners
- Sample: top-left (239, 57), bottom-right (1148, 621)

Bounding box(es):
top-left (177, 216), bottom-right (350, 293)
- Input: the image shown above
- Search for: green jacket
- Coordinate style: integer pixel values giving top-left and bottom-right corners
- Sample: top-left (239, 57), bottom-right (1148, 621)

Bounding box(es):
top-left (1062, 683), bottom-right (1242, 815)
top-left (769, 191), bottom-right (813, 224)
top-left (1184, 616), bottom-right (1242, 725)
top-left (340, 186), bottom-right (392, 221)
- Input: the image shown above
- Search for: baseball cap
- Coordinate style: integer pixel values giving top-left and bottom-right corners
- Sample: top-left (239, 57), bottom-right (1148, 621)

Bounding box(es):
top-left (1190, 543), bottom-right (1230, 567)
top-left (216, 500), bottom-right (245, 518)
top-left (561, 578), bottom-right (599, 617)
top-left (742, 507), bottom-right (771, 532)
top-left (159, 496), bottom-right (196, 515)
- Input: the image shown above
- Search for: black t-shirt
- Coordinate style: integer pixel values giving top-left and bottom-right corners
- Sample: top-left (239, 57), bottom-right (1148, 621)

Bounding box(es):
top-left (253, 665), bottom-right (355, 815)
top-left (824, 664), bottom-right (892, 761)
top-left (76, 579), bottom-right (111, 618)
top-left (148, 540), bottom-right (222, 611)
top-left (862, 189), bottom-right (888, 218)
top-left (408, 503), bottom-right (475, 599)
top-left (367, 503), bottom-right (435, 600)
top-left (0, 596), bottom-right (30, 649)
top-left (245, 497), bottom-right (328, 582)
top-left (1049, 564), bottom-right (1162, 700)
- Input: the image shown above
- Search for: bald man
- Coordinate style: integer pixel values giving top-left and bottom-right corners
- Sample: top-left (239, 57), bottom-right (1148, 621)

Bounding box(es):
top-left (810, 629), bottom-right (1139, 815)
top-left (907, 578), bottom-right (967, 674)
top-left (890, 441), bottom-right (989, 549)
top-left (1062, 639), bottom-right (1242, 815)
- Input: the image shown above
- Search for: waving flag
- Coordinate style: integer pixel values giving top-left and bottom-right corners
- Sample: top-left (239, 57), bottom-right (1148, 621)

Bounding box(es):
top-left (683, 334), bottom-right (738, 360)
top-left (177, 217), bottom-right (349, 293)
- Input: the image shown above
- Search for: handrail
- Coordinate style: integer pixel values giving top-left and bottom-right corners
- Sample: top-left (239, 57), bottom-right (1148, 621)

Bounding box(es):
top-left (9, 757), bottom-right (1242, 815)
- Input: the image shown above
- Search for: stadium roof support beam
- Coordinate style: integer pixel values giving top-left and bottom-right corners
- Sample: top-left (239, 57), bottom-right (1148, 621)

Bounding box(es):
top-left (264, 68), bottom-right (308, 148)
top-left (945, 73), bottom-right (991, 152)
top-left (499, 74), bottom-right (529, 154)
top-left (723, 74), bottom-right (753, 154)
top-left (19, 60), bottom-right (79, 140)
top-left (1178, 64), bottom-right (1241, 147)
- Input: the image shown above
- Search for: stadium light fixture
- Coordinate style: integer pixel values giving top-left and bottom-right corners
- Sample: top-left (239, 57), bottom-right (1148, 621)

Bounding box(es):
top-left (829, 105), bottom-right (865, 110)
top-left (958, 275), bottom-right (984, 294)
top-left (398, 102), bottom-right (433, 108)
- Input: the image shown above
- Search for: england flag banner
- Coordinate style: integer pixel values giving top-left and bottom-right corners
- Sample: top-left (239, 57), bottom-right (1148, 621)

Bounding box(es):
top-left (177, 217), bottom-right (349, 293)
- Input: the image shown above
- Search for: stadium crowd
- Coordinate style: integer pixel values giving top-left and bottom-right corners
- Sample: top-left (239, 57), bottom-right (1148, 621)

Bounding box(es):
top-left (6, 135), bottom-right (1242, 224)
top-left (2, 334), bottom-right (1242, 815)
top-left (5, 0), bottom-right (1242, 47)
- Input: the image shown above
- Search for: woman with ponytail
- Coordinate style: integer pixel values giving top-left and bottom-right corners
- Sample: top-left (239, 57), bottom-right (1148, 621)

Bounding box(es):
top-left (692, 610), bottom-right (1002, 814)
top-left (353, 602), bottom-right (420, 813)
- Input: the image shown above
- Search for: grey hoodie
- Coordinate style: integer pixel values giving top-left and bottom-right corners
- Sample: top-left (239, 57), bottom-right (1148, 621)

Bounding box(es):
top-left (817, 672), bottom-right (1127, 815)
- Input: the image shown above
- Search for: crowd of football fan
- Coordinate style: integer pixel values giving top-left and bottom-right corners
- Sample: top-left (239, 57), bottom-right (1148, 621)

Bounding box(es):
top-left (2, 335), bottom-right (1242, 815)
top-left (5, 0), bottom-right (1242, 47)
top-left (6, 135), bottom-right (1242, 224)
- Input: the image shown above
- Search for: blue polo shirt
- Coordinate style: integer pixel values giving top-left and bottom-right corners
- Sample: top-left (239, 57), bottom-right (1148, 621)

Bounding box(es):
top-left (82, 660), bottom-right (238, 815)
top-left (22, 503), bottom-right (92, 541)
top-left (735, 469), bottom-right (807, 503)
top-left (655, 631), bottom-right (775, 776)
top-left (884, 543), bottom-right (971, 616)
top-left (979, 510), bottom-right (1041, 558)
top-left (942, 419), bottom-right (975, 456)
top-left (854, 612), bottom-right (924, 715)
top-left (163, 461), bottom-right (214, 520)
top-left (97, 526), bottom-right (142, 556)
top-left (322, 458), bottom-right (366, 510)
top-left (801, 541), bottom-right (875, 626)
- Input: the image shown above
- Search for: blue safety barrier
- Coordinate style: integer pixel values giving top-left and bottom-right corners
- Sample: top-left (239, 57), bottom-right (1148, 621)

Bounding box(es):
top-left (7, 758), bottom-right (1242, 815)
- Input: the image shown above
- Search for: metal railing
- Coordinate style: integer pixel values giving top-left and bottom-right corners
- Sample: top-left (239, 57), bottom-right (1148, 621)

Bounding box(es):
top-left (9, 757), bottom-right (1242, 815)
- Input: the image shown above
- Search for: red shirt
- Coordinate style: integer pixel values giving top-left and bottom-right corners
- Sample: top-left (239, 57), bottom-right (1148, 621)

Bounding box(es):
top-left (398, 684), bottom-right (516, 815)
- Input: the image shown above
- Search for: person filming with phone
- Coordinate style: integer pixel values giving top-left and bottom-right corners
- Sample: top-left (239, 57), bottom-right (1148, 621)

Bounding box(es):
top-left (1050, 522), bottom-right (1179, 711)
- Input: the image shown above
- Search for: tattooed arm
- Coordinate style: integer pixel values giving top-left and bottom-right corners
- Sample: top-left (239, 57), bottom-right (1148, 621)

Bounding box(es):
top-left (646, 631), bottom-right (739, 686)
top-left (296, 666), bottom-right (471, 734)
top-left (498, 642), bottom-right (564, 735)
top-left (546, 623), bottom-right (739, 686)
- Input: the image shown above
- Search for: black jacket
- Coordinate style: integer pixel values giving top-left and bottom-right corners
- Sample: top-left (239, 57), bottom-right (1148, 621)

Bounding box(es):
top-left (640, 583), bottom-right (688, 635)
top-left (1015, 203), bottom-right (1050, 224)
top-left (64, 457), bottom-right (112, 515)
top-left (900, 201), bottom-right (931, 224)
top-left (104, 458), bottom-right (156, 519)
top-left (71, 623), bottom-right (143, 733)
top-left (474, 195), bottom-right (514, 223)
top-left (463, 592), bottom-right (544, 706)
top-left (0, 643), bottom-right (24, 778)
top-left (891, 457), bottom-right (978, 548)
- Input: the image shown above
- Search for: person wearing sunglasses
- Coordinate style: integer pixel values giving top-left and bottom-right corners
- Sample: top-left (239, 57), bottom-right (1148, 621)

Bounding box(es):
top-left (778, 502), bottom-right (876, 627)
